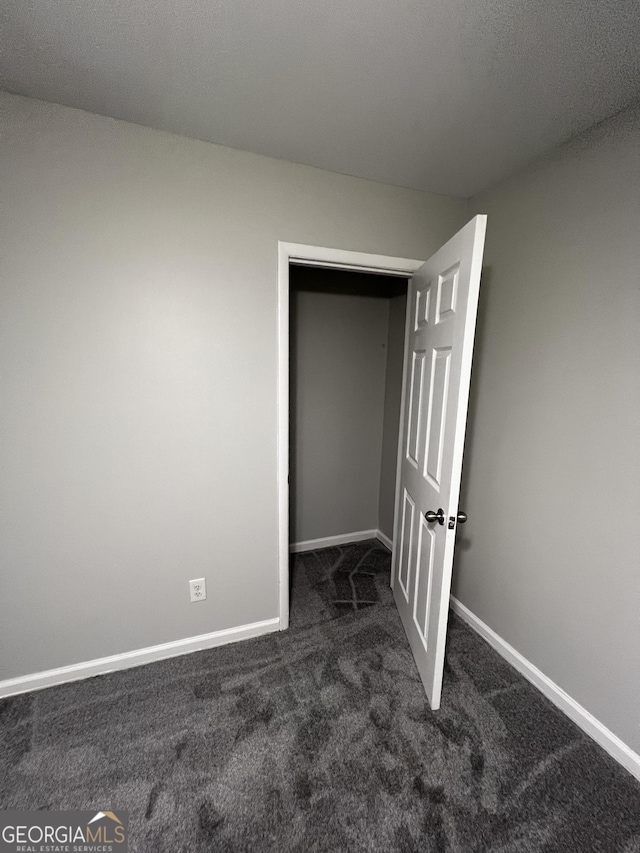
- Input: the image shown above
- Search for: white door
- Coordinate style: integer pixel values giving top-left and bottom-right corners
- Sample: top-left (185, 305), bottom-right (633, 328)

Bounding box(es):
top-left (391, 215), bottom-right (487, 710)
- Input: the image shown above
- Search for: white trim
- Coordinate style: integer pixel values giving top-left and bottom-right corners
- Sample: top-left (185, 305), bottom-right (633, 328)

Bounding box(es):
top-left (290, 529), bottom-right (378, 553)
top-left (277, 241), bottom-right (291, 630)
top-left (277, 242), bottom-right (424, 632)
top-left (290, 528), bottom-right (393, 553)
top-left (290, 259), bottom-right (411, 276)
top-left (284, 243), bottom-right (423, 277)
top-left (450, 596), bottom-right (640, 782)
top-left (376, 530), bottom-right (393, 551)
top-left (0, 618), bottom-right (280, 699)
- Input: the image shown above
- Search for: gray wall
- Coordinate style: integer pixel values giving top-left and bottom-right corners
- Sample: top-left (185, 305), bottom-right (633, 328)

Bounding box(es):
top-left (290, 291), bottom-right (389, 543)
top-left (457, 104), bottom-right (640, 751)
top-left (0, 92), bottom-right (466, 680)
top-left (378, 294), bottom-right (407, 540)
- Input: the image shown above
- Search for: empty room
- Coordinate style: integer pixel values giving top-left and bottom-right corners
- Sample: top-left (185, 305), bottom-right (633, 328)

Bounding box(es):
top-left (1, 1), bottom-right (639, 850)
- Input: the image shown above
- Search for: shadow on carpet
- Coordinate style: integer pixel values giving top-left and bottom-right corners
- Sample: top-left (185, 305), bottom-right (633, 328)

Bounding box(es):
top-left (1, 540), bottom-right (639, 852)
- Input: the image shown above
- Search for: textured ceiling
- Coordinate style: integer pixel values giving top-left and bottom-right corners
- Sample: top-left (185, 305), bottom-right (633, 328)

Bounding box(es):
top-left (1, 0), bottom-right (639, 197)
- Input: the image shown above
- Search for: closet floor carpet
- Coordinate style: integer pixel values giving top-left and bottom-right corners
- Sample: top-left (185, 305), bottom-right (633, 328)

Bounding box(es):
top-left (1, 540), bottom-right (639, 852)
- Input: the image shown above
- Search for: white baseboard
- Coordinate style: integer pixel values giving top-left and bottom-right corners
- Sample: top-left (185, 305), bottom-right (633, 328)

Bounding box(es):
top-left (290, 529), bottom-right (393, 553)
top-left (0, 617), bottom-right (280, 699)
top-left (450, 596), bottom-right (640, 782)
top-left (290, 529), bottom-right (378, 553)
top-left (376, 530), bottom-right (393, 551)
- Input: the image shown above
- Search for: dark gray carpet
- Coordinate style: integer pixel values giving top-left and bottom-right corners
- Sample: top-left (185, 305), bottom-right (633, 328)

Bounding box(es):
top-left (1, 540), bottom-right (639, 851)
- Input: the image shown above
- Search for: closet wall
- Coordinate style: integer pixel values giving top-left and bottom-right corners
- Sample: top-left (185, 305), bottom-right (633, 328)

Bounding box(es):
top-left (290, 266), bottom-right (407, 546)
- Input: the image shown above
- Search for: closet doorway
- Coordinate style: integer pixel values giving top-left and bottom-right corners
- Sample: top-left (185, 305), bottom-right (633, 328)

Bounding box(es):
top-left (277, 243), bottom-right (424, 630)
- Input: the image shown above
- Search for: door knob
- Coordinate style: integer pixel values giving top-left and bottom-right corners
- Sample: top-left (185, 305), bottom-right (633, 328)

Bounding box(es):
top-left (425, 508), bottom-right (445, 525)
top-left (456, 511), bottom-right (467, 523)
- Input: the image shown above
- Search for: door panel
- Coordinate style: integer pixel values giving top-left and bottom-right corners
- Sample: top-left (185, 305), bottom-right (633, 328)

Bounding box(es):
top-left (391, 215), bottom-right (487, 710)
top-left (413, 515), bottom-right (435, 639)
top-left (398, 489), bottom-right (415, 602)
top-left (424, 347), bottom-right (452, 486)
top-left (407, 351), bottom-right (426, 466)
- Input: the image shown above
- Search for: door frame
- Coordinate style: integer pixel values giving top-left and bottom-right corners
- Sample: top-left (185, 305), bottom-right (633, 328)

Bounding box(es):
top-left (277, 241), bottom-right (424, 628)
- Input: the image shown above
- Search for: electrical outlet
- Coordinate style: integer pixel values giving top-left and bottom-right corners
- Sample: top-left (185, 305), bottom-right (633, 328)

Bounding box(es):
top-left (189, 578), bottom-right (206, 602)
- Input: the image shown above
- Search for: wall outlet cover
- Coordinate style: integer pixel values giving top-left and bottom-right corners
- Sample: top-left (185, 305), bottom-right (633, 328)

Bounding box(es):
top-left (189, 578), bottom-right (207, 602)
